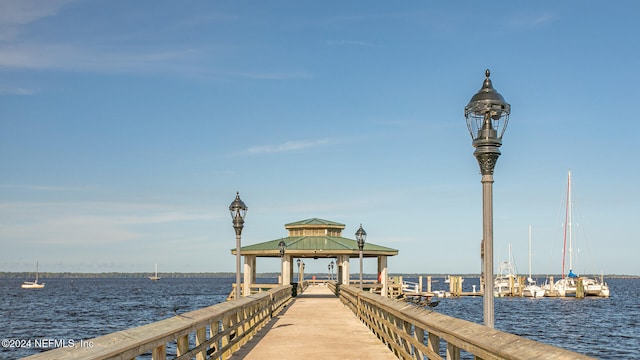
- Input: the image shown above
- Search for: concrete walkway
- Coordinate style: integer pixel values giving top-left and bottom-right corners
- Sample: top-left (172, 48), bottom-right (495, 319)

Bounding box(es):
top-left (229, 285), bottom-right (397, 359)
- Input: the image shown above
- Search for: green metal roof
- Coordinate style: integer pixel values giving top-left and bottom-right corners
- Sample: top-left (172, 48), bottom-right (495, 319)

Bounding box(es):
top-left (235, 235), bottom-right (398, 257)
top-left (284, 218), bottom-right (345, 227)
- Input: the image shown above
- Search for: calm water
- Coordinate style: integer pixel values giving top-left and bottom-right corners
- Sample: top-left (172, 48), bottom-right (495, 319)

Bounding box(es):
top-left (1, 277), bottom-right (638, 359)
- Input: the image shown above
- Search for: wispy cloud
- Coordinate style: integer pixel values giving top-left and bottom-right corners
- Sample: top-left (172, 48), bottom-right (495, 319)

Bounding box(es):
top-left (326, 40), bottom-right (374, 47)
top-left (0, 43), bottom-right (203, 72)
top-left (243, 138), bottom-right (331, 155)
top-left (0, 0), bottom-right (75, 41)
top-left (0, 86), bottom-right (37, 95)
top-left (507, 12), bottom-right (557, 29)
top-left (0, 200), bottom-right (217, 246)
top-left (226, 69), bottom-right (313, 80)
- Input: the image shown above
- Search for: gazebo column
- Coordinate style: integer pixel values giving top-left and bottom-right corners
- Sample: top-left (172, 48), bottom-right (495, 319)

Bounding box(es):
top-left (243, 255), bottom-right (256, 296)
top-left (282, 254), bottom-right (291, 285)
top-left (340, 255), bottom-right (351, 285)
top-left (378, 256), bottom-right (388, 297)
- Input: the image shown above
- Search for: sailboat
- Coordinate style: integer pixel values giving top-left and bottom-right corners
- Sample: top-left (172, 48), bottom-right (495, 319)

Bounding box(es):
top-left (149, 263), bottom-right (161, 281)
top-left (21, 261), bottom-right (45, 289)
top-left (522, 225), bottom-right (545, 298)
top-left (546, 170), bottom-right (610, 298)
top-left (494, 244), bottom-right (519, 297)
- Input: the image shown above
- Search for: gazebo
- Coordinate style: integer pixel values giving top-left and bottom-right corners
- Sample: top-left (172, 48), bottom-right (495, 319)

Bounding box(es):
top-left (231, 218), bottom-right (399, 295)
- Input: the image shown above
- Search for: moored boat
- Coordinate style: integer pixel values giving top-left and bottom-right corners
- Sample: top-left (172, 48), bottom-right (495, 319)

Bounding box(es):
top-left (546, 170), bottom-right (610, 298)
top-left (522, 225), bottom-right (544, 298)
top-left (21, 261), bottom-right (45, 289)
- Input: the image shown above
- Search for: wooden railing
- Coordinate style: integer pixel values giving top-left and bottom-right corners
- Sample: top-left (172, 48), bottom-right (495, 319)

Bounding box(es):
top-left (329, 282), bottom-right (595, 360)
top-left (226, 281), bottom-right (309, 300)
top-left (23, 285), bottom-right (292, 360)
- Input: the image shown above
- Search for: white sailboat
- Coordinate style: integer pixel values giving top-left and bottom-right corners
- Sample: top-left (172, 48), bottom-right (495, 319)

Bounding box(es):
top-left (547, 170), bottom-right (610, 298)
top-left (149, 263), bottom-right (161, 281)
top-left (522, 225), bottom-right (545, 298)
top-left (494, 244), bottom-right (519, 297)
top-left (21, 261), bottom-right (45, 289)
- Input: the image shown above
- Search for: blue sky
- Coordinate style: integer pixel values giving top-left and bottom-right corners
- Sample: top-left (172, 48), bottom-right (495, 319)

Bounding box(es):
top-left (1, 1), bottom-right (638, 276)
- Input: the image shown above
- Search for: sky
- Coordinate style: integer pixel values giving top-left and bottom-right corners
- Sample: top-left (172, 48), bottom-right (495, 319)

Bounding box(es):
top-left (1, 1), bottom-right (639, 276)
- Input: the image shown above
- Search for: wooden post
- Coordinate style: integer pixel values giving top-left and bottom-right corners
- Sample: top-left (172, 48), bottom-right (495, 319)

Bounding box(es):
top-left (577, 278), bottom-right (585, 299)
top-left (152, 344), bottom-right (166, 360)
top-left (509, 275), bottom-right (514, 296)
top-left (176, 335), bottom-right (188, 357)
top-left (418, 276), bottom-right (423, 293)
top-left (427, 276), bottom-right (432, 293)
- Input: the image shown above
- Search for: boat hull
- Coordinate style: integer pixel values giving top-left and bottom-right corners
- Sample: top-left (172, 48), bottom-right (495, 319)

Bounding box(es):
top-left (21, 282), bottom-right (45, 289)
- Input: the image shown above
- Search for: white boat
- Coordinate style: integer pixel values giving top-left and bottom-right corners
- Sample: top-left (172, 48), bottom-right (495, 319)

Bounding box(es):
top-left (149, 263), bottom-right (161, 281)
top-left (546, 170), bottom-right (610, 298)
top-left (522, 225), bottom-right (545, 298)
top-left (494, 244), bottom-right (519, 297)
top-left (21, 261), bottom-right (45, 289)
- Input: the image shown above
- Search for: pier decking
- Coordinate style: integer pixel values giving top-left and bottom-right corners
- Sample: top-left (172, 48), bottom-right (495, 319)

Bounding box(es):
top-left (228, 285), bottom-right (397, 359)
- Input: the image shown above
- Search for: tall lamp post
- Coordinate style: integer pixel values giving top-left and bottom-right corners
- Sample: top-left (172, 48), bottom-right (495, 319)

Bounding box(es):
top-left (278, 240), bottom-right (286, 285)
top-left (355, 224), bottom-right (367, 289)
top-left (229, 192), bottom-right (248, 300)
top-left (464, 69), bottom-right (510, 328)
top-left (330, 260), bottom-right (334, 281)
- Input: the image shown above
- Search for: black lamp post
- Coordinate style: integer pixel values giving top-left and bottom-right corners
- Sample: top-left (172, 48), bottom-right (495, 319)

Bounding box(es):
top-left (464, 69), bottom-right (510, 328)
top-left (330, 260), bottom-right (334, 281)
top-left (278, 240), bottom-right (286, 285)
top-left (328, 263), bottom-right (331, 281)
top-left (355, 224), bottom-right (367, 289)
top-left (229, 192), bottom-right (247, 300)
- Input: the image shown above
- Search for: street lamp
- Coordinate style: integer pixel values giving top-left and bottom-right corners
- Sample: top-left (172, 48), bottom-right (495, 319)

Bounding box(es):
top-left (229, 192), bottom-right (248, 300)
top-left (464, 69), bottom-right (510, 329)
top-left (330, 260), bottom-right (334, 281)
top-left (328, 263), bottom-right (331, 281)
top-left (355, 224), bottom-right (367, 289)
top-left (278, 240), bottom-right (286, 285)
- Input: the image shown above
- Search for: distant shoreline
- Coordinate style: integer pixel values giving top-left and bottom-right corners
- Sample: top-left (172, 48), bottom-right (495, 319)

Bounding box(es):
top-left (1, 272), bottom-right (638, 279)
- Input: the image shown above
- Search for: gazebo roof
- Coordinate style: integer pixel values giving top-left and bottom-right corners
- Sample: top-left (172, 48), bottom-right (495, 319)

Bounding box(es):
top-left (235, 236), bottom-right (398, 258)
top-left (232, 218), bottom-right (398, 258)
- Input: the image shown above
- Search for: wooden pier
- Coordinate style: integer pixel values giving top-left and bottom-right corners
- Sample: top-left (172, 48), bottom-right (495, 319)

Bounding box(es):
top-left (22, 281), bottom-right (597, 360)
top-left (228, 285), bottom-right (397, 359)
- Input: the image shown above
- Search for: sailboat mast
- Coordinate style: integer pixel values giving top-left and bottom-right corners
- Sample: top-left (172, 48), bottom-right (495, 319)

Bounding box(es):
top-left (562, 170), bottom-right (570, 279)
top-left (528, 225), bottom-right (532, 279)
top-left (568, 170), bottom-right (573, 273)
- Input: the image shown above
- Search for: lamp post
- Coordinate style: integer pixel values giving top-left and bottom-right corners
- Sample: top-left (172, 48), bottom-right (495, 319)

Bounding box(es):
top-left (330, 260), bottom-right (334, 281)
top-left (328, 263), bottom-right (331, 281)
top-left (278, 240), bottom-right (286, 285)
top-left (355, 224), bottom-right (367, 289)
top-left (464, 69), bottom-right (510, 328)
top-left (229, 192), bottom-right (248, 300)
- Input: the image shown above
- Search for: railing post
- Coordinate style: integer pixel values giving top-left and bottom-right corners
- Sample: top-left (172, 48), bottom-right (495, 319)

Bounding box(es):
top-left (195, 326), bottom-right (207, 360)
top-left (414, 326), bottom-right (425, 360)
top-left (176, 334), bottom-right (188, 357)
top-left (152, 343), bottom-right (167, 360)
top-left (210, 320), bottom-right (221, 360)
top-left (447, 342), bottom-right (461, 360)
